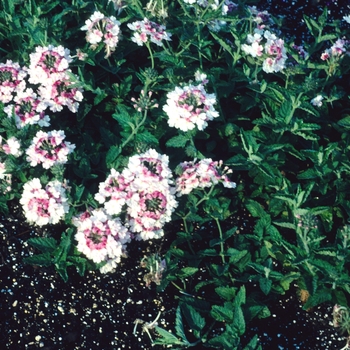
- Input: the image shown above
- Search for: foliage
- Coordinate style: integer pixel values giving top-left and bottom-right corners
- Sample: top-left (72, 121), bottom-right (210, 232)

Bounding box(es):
top-left (1, 0), bottom-right (350, 348)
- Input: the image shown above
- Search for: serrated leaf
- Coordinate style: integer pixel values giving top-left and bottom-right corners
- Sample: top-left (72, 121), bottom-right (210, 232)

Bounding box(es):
top-left (245, 199), bottom-right (266, 217)
top-left (211, 305), bottom-right (234, 323)
top-left (259, 277), bottom-right (272, 295)
top-left (106, 145), bottom-right (120, 167)
top-left (337, 116), bottom-right (350, 129)
top-left (154, 326), bottom-right (185, 345)
top-left (215, 286), bottom-right (236, 301)
top-left (298, 102), bottom-right (320, 117)
top-left (68, 256), bottom-right (87, 276)
top-left (23, 252), bottom-right (52, 267)
top-left (181, 303), bottom-right (205, 332)
top-left (176, 267), bottom-right (198, 278)
top-left (273, 221), bottom-right (296, 230)
top-left (302, 288), bottom-right (332, 310)
top-left (233, 305), bottom-right (245, 335)
top-left (243, 334), bottom-right (260, 350)
top-left (27, 237), bottom-right (58, 253)
top-left (175, 306), bottom-right (188, 342)
top-left (166, 135), bottom-right (189, 148)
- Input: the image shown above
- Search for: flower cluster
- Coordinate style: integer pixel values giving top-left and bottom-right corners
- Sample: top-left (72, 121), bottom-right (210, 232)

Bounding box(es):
top-left (175, 158), bottom-right (236, 196)
top-left (95, 149), bottom-right (177, 240)
top-left (321, 39), bottom-right (348, 61)
top-left (0, 162), bottom-right (12, 193)
top-left (0, 60), bottom-right (27, 104)
top-left (3, 88), bottom-right (50, 128)
top-left (0, 136), bottom-right (22, 157)
top-left (25, 130), bottom-right (75, 169)
top-left (311, 95), bottom-right (324, 107)
top-left (81, 11), bottom-right (121, 58)
top-left (20, 178), bottom-right (69, 226)
top-left (73, 209), bottom-right (131, 274)
top-left (2, 45), bottom-right (83, 128)
top-left (127, 18), bottom-right (172, 46)
top-left (248, 6), bottom-right (274, 32)
top-left (241, 30), bottom-right (287, 73)
top-left (163, 73), bottom-right (219, 131)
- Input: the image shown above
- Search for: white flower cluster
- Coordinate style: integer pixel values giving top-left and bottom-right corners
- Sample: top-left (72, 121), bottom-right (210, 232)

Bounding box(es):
top-left (0, 161), bottom-right (11, 193)
top-left (95, 149), bottom-right (178, 241)
top-left (163, 73), bottom-right (219, 131)
top-left (0, 133), bottom-right (22, 194)
top-left (241, 30), bottom-right (287, 73)
top-left (73, 209), bottom-right (131, 274)
top-left (2, 45), bottom-right (83, 128)
top-left (175, 158), bottom-right (236, 196)
top-left (310, 95), bottom-right (324, 107)
top-left (20, 178), bottom-right (69, 226)
top-left (321, 39), bottom-right (348, 61)
top-left (75, 149), bottom-right (178, 273)
top-left (25, 130), bottom-right (76, 169)
top-left (0, 135), bottom-right (22, 157)
top-left (125, 150), bottom-right (178, 240)
top-left (127, 18), bottom-right (172, 47)
top-left (81, 11), bottom-right (121, 58)
top-left (0, 60), bottom-right (27, 104)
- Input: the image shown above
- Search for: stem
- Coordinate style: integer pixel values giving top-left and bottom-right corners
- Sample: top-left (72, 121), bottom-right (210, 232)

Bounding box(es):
top-left (214, 218), bottom-right (225, 264)
top-left (145, 42), bottom-right (155, 69)
top-left (120, 107), bottom-right (148, 151)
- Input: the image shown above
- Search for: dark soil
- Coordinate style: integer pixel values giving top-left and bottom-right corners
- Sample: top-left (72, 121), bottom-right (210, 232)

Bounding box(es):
top-left (0, 205), bottom-right (347, 350)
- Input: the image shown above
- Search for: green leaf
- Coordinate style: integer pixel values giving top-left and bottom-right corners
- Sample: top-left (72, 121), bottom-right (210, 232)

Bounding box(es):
top-left (53, 231), bottom-right (72, 265)
top-left (68, 256), bottom-right (87, 277)
top-left (243, 334), bottom-right (260, 350)
top-left (259, 277), bottom-right (272, 295)
top-left (337, 116), bottom-right (350, 129)
top-left (211, 304), bottom-right (234, 323)
top-left (175, 306), bottom-right (188, 342)
top-left (154, 326), bottom-right (185, 346)
top-left (166, 134), bottom-right (189, 148)
top-left (106, 145), bottom-right (121, 167)
top-left (181, 303), bottom-right (206, 333)
top-left (233, 305), bottom-right (245, 336)
top-left (245, 199), bottom-right (266, 217)
top-left (176, 267), bottom-right (198, 278)
top-left (23, 253), bottom-right (52, 267)
top-left (27, 237), bottom-right (58, 253)
top-left (215, 286), bottom-right (237, 301)
top-left (303, 288), bottom-right (332, 309)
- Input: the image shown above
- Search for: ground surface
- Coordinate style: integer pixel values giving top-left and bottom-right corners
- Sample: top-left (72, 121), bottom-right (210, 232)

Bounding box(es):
top-left (0, 206), bottom-right (347, 349)
top-left (2, 1), bottom-right (350, 349)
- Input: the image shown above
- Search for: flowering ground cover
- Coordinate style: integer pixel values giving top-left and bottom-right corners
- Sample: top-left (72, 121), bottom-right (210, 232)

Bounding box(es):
top-left (2, 0), bottom-right (350, 348)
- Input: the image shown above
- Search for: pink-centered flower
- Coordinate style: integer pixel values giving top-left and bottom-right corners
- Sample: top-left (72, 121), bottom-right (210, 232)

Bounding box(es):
top-left (241, 30), bottom-right (287, 73)
top-left (321, 39), bottom-right (348, 61)
top-left (175, 158), bottom-right (236, 196)
top-left (38, 75), bottom-right (83, 113)
top-left (127, 18), bottom-right (171, 47)
top-left (4, 88), bottom-right (50, 128)
top-left (81, 11), bottom-right (121, 58)
top-left (1, 136), bottom-right (22, 157)
top-left (20, 178), bottom-right (69, 226)
top-left (73, 208), bottom-right (131, 273)
top-left (163, 80), bottom-right (219, 131)
top-left (0, 60), bottom-right (27, 104)
top-left (28, 45), bottom-right (72, 85)
top-left (25, 130), bottom-right (75, 169)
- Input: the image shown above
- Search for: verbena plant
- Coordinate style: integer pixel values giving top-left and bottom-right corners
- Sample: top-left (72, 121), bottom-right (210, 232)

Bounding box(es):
top-left (1, 0), bottom-right (350, 348)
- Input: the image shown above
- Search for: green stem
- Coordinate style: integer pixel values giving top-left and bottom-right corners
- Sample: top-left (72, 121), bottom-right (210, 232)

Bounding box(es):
top-left (214, 218), bottom-right (225, 264)
top-left (145, 42), bottom-right (155, 69)
top-left (120, 107), bottom-right (148, 151)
